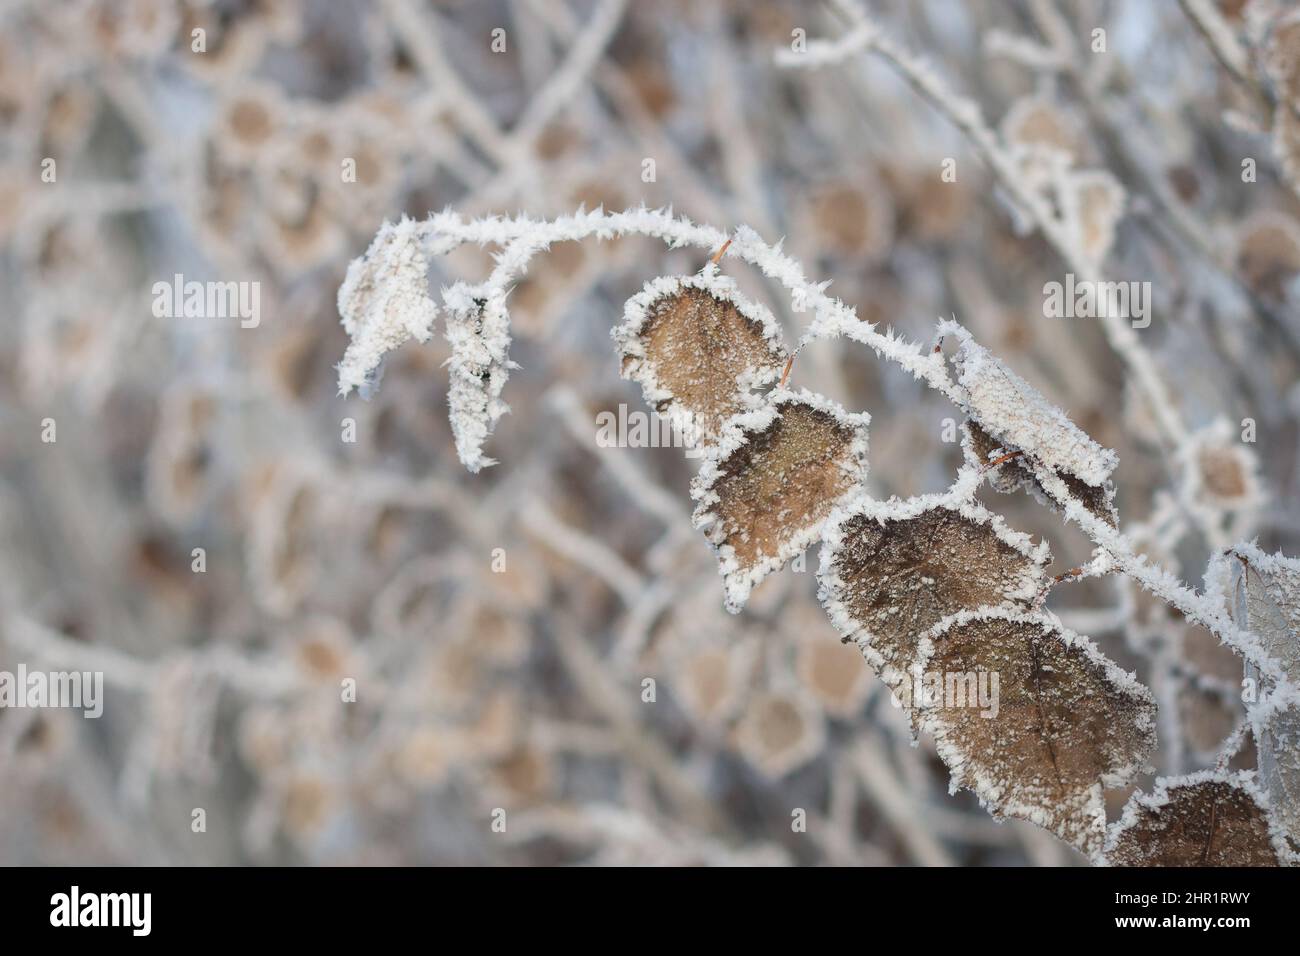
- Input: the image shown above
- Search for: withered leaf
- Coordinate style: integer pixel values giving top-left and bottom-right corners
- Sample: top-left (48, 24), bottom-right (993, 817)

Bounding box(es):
top-left (1067, 170), bottom-right (1125, 266)
top-left (963, 419), bottom-right (1118, 526)
top-left (1229, 543), bottom-right (1300, 680)
top-left (914, 610), bottom-right (1156, 857)
top-left (1226, 543), bottom-right (1300, 852)
top-left (693, 389), bottom-right (868, 613)
top-left (945, 324), bottom-right (1118, 498)
top-left (616, 271), bottom-right (787, 447)
top-left (818, 499), bottom-right (1049, 680)
top-left (1105, 774), bottom-right (1287, 867)
top-left (732, 688), bottom-right (825, 779)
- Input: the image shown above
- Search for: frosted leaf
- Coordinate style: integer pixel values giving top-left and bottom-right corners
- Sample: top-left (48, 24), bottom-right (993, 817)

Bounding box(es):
top-left (692, 388), bottom-right (869, 613)
top-left (795, 634), bottom-right (874, 718)
top-left (1265, 9), bottom-right (1300, 108)
top-left (943, 322), bottom-right (1119, 521)
top-left (1226, 542), bottom-right (1300, 682)
top-left (1000, 95), bottom-right (1078, 198)
top-left (732, 688), bottom-right (826, 779)
top-left (1234, 211), bottom-right (1300, 302)
top-left (963, 420), bottom-right (1118, 525)
top-left (945, 323), bottom-right (1117, 486)
top-left (1000, 94), bottom-right (1080, 165)
top-left (337, 216), bottom-right (439, 396)
top-left (806, 176), bottom-right (895, 262)
top-left (1104, 772), bottom-right (1290, 867)
top-left (1187, 424), bottom-right (1260, 510)
top-left (913, 609), bottom-right (1157, 857)
top-left (614, 269), bottom-right (787, 447)
top-left (665, 635), bottom-right (759, 726)
top-left (443, 284), bottom-right (516, 473)
top-left (1273, 105), bottom-right (1300, 201)
top-left (1258, 700), bottom-right (1300, 855)
top-left (1062, 170), bottom-right (1125, 266)
top-left (1222, 542), bottom-right (1300, 851)
top-left (818, 495), bottom-right (1050, 682)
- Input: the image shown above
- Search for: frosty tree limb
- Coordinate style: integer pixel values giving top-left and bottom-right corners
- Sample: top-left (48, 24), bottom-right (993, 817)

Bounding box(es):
top-left (336, 206), bottom-right (962, 472)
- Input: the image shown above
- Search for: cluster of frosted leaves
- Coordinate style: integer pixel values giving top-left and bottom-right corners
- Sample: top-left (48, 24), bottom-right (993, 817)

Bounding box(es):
top-left (1105, 772), bottom-right (1290, 867)
top-left (946, 323), bottom-right (1119, 525)
top-left (614, 269), bottom-right (788, 447)
top-left (692, 388), bottom-right (869, 613)
top-left (817, 497), bottom-right (1050, 682)
top-left (913, 609), bottom-right (1156, 858)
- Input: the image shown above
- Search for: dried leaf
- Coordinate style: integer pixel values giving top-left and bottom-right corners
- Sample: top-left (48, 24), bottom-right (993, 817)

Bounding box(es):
top-left (1235, 211), bottom-right (1300, 302)
top-left (1229, 544), bottom-right (1300, 670)
top-left (948, 322), bottom-right (1118, 525)
top-left (732, 688), bottom-right (825, 779)
top-left (1190, 426), bottom-right (1259, 509)
top-left (1265, 9), bottom-right (1300, 107)
top-left (1225, 543), bottom-right (1300, 850)
top-left (963, 420), bottom-right (1118, 525)
top-left (818, 496), bottom-right (1049, 681)
top-left (796, 635), bottom-right (874, 717)
top-left (336, 216), bottom-right (439, 396)
top-left (443, 285), bottom-right (515, 473)
top-left (693, 388), bottom-right (869, 612)
top-left (615, 269), bottom-right (787, 447)
top-left (913, 609), bottom-right (1156, 856)
top-left (944, 323), bottom-right (1117, 489)
top-left (665, 636), bottom-right (758, 726)
top-left (1273, 105), bottom-right (1300, 201)
top-left (1001, 94), bottom-right (1081, 164)
top-left (1105, 772), bottom-right (1288, 866)
top-left (1064, 170), bottom-right (1125, 266)
top-left (1266, 7), bottom-right (1300, 200)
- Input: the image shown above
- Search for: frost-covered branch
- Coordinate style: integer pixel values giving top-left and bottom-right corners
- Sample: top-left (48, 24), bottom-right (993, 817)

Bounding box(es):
top-left (337, 206), bottom-right (961, 471)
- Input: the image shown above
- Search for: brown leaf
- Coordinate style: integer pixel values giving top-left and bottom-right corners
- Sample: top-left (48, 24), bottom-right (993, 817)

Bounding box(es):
top-left (946, 324), bottom-right (1118, 492)
top-left (616, 272), bottom-right (787, 447)
top-left (732, 688), bottom-right (825, 779)
top-left (1105, 774), bottom-right (1287, 866)
top-left (913, 609), bottom-right (1156, 857)
top-left (693, 389), bottom-right (868, 612)
top-left (818, 498), bottom-right (1049, 680)
top-left (963, 419), bottom-right (1117, 526)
